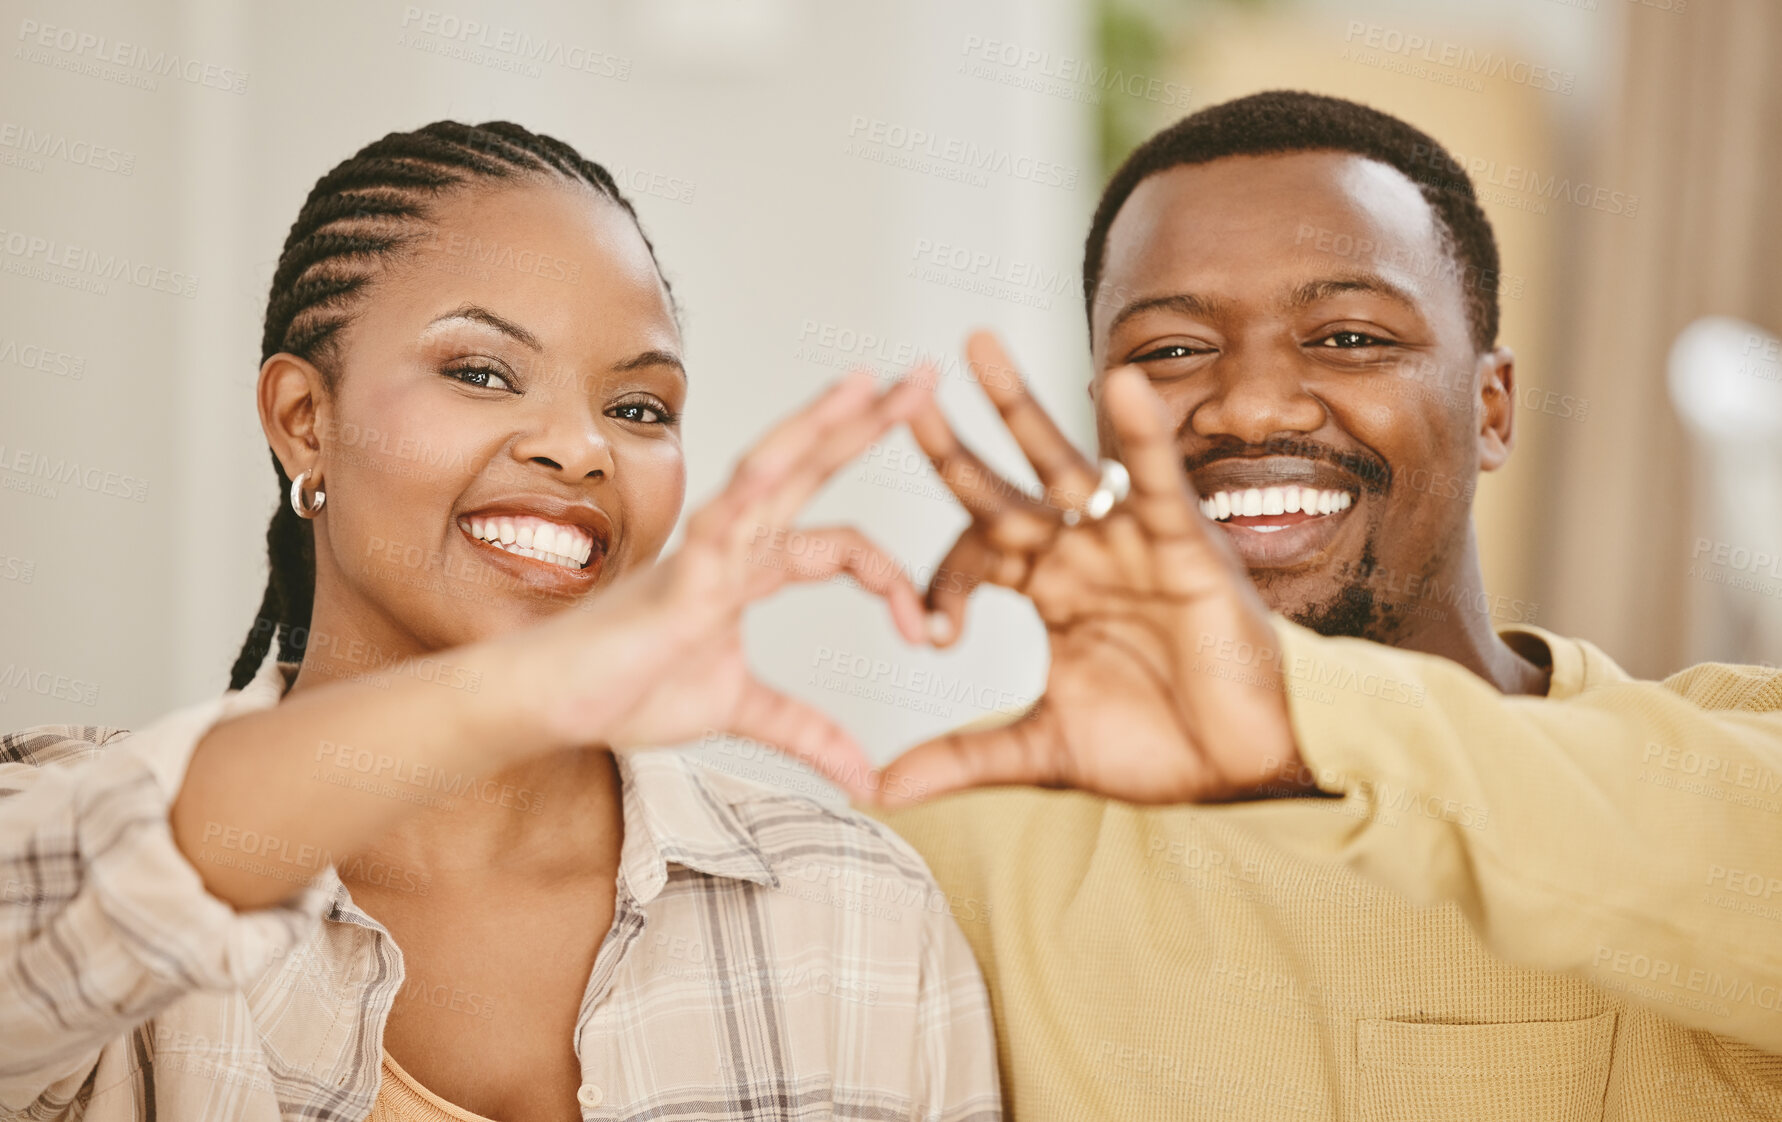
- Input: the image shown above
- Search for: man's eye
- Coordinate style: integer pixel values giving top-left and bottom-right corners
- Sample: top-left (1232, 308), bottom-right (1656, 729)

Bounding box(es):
top-left (1316, 331), bottom-right (1389, 348)
top-left (442, 362), bottom-right (514, 392)
top-left (1134, 344), bottom-right (1207, 362)
top-left (610, 400), bottom-right (676, 425)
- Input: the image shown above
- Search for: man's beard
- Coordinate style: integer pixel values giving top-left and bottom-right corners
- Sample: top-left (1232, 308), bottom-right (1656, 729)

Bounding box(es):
top-left (1285, 538), bottom-right (1416, 644)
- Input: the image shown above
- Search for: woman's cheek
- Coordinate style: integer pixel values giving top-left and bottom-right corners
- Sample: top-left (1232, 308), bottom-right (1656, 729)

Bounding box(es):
top-left (622, 441), bottom-right (686, 557)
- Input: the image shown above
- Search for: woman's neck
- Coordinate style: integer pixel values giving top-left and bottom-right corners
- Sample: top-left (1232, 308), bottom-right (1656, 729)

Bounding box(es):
top-left (281, 602), bottom-right (625, 891)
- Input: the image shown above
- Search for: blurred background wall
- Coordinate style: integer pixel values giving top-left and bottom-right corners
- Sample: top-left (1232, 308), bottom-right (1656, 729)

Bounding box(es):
top-left (5, 0), bottom-right (1780, 766)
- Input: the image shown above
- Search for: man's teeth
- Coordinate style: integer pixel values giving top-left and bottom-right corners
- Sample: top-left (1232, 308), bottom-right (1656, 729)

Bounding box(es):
top-left (1198, 487), bottom-right (1352, 524)
top-left (459, 515), bottom-right (594, 571)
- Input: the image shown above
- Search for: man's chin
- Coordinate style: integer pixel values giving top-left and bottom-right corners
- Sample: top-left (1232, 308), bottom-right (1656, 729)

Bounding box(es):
top-left (1285, 585), bottom-right (1404, 642)
top-left (1262, 542), bottom-right (1412, 644)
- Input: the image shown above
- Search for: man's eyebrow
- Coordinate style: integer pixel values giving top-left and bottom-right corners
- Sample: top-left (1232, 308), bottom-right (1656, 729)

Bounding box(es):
top-left (426, 305), bottom-right (543, 350)
top-left (1287, 275), bottom-right (1420, 311)
top-left (613, 348), bottom-right (686, 379)
top-left (1107, 292), bottom-right (1230, 336)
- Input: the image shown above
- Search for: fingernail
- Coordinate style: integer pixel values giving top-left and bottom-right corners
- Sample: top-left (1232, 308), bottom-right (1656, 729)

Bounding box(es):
top-left (927, 612), bottom-right (955, 645)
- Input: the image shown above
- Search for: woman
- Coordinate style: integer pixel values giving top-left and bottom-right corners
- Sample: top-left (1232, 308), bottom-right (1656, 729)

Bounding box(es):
top-left (0, 121), bottom-right (999, 1122)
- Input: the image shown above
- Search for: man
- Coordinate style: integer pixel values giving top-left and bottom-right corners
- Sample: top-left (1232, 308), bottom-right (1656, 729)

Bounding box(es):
top-left (864, 91), bottom-right (1782, 1119)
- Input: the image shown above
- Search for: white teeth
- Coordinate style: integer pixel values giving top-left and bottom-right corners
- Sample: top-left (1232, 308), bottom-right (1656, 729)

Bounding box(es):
top-left (1196, 487), bottom-right (1355, 525)
top-left (458, 514), bottom-right (597, 572)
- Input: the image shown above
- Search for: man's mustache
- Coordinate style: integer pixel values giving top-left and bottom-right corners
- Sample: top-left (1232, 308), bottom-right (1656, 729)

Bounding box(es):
top-left (1181, 437), bottom-right (1392, 493)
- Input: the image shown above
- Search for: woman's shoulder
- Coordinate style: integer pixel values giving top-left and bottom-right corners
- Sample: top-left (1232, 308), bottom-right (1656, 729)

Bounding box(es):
top-left (662, 753), bottom-right (942, 890)
top-left (2, 723), bottom-right (134, 767)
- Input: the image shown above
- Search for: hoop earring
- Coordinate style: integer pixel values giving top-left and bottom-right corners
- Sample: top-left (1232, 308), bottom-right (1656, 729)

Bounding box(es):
top-left (290, 469), bottom-right (327, 519)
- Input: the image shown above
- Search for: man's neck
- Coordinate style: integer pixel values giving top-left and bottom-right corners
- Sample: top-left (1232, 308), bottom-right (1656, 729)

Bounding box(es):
top-left (1382, 544), bottom-right (1551, 696)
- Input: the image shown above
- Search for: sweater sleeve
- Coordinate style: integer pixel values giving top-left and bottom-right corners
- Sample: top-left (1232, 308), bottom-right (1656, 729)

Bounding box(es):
top-left (1257, 616), bottom-right (1782, 1052)
top-left (0, 695), bottom-right (335, 1115)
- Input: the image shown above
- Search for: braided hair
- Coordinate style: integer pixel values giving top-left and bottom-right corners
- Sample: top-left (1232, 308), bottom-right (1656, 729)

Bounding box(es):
top-left (228, 121), bottom-right (668, 690)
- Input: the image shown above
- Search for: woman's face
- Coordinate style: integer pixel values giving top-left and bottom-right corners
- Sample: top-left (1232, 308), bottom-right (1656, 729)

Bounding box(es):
top-left (299, 180), bottom-right (685, 653)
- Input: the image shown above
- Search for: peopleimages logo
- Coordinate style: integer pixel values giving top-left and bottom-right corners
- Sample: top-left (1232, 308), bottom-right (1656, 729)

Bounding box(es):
top-left (14, 18), bottom-right (249, 94)
top-left (0, 227), bottom-right (198, 298)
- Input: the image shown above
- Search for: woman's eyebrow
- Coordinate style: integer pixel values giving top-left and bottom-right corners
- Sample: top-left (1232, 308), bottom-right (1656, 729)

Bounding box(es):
top-left (614, 349), bottom-right (687, 379)
top-left (425, 304), bottom-right (543, 350)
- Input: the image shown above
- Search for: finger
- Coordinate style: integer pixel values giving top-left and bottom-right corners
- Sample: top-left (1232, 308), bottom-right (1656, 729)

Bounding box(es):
top-left (753, 370), bottom-right (935, 531)
top-left (870, 704), bottom-right (1066, 807)
top-left (726, 678), bottom-right (877, 800)
top-left (966, 331), bottom-right (1100, 507)
top-left (922, 528), bottom-right (998, 647)
top-left (686, 369), bottom-right (882, 546)
top-left (750, 525), bottom-right (929, 645)
top-left (907, 392), bottom-right (1045, 522)
top-left (1101, 364), bottom-right (1203, 540)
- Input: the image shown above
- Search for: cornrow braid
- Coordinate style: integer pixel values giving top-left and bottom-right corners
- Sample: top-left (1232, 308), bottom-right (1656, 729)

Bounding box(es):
top-left (228, 121), bottom-right (669, 691)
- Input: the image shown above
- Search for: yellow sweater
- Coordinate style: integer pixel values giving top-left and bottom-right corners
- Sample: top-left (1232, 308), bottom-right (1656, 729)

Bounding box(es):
top-left (872, 618), bottom-right (1782, 1120)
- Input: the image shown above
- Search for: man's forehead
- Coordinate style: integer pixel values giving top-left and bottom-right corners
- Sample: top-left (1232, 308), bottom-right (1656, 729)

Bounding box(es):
top-left (1104, 152), bottom-right (1443, 277)
top-left (1095, 151), bottom-right (1452, 334)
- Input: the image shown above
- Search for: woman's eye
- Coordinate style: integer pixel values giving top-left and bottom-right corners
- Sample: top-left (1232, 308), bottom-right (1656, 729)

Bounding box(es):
top-left (1316, 331), bottom-right (1390, 349)
top-left (610, 400), bottom-right (676, 425)
top-left (442, 363), bottom-right (514, 392)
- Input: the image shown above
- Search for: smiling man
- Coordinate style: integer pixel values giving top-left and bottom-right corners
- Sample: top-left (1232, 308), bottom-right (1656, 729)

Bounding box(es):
top-left (869, 92), bottom-right (1782, 1120)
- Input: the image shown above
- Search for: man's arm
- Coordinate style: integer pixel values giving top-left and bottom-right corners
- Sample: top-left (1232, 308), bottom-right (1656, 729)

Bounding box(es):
top-left (870, 336), bottom-right (1782, 1050)
top-left (1239, 616), bottom-right (1782, 1050)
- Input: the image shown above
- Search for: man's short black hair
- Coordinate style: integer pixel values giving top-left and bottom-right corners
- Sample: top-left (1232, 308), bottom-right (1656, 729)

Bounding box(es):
top-left (1083, 90), bottom-right (1503, 353)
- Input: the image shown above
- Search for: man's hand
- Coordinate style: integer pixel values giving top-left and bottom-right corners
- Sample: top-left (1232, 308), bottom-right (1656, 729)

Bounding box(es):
top-left (872, 333), bottom-right (1305, 806)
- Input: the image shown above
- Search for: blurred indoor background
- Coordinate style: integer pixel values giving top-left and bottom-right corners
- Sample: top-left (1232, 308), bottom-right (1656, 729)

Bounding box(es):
top-left (5, 0), bottom-right (1781, 775)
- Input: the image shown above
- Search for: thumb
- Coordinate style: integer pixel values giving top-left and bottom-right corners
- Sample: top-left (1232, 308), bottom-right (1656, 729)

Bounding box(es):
top-left (870, 704), bottom-right (1064, 807)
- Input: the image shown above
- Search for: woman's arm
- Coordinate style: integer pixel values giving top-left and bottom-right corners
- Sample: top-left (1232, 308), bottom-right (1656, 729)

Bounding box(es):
top-left (1, 369), bottom-right (934, 1110)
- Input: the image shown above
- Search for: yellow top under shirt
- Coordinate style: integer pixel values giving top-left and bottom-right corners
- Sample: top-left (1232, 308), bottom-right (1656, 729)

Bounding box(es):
top-left (368, 1052), bottom-right (497, 1122)
top-left (872, 617), bottom-right (1782, 1121)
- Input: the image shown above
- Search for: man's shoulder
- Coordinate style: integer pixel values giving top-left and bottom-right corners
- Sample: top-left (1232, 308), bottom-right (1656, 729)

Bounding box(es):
top-left (1659, 659), bottom-right (1782, 712)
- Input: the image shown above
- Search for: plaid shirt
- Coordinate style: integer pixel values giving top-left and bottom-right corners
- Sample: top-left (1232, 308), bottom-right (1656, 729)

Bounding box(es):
top-left (0, 650), bottom-right (1001, 1122)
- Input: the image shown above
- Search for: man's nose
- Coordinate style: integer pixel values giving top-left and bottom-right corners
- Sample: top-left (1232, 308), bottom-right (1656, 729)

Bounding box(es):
top-left (1188, 342), bottom-right (1326, 444)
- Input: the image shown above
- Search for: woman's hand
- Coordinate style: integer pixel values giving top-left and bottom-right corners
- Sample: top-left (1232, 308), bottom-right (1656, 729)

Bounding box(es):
top-left (511, 369), bottom-right (935, 797)
top-left (871, 333), bottom-right (1305, 806)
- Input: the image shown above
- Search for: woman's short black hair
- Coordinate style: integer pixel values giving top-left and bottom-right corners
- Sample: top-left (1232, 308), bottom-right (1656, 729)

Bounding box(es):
top-left (1083, 90), bottom-right (1504, 353)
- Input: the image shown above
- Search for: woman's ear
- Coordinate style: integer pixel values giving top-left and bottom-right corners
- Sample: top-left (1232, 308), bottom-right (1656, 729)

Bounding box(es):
top-left (1476, 345), bottom-right (1516, 473)
top-left (258, 353), bottom-right (331, 481)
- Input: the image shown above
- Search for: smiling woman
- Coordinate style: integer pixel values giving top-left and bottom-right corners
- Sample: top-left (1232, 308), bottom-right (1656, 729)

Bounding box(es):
top-left (0, 122), bottom-right (999, 1122)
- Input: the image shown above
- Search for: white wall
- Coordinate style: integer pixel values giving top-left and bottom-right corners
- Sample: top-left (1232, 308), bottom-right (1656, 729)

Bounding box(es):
top-left (1, 0), bottom-right (1096, 775)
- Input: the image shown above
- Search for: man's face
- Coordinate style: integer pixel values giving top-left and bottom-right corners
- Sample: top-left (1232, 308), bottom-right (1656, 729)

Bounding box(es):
top-left (1090, 150), bottom-right (1513, 641)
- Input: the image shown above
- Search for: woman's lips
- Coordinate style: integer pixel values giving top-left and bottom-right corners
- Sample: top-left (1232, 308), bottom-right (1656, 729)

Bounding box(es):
top-left (456, 521), bottom-right (605, 594)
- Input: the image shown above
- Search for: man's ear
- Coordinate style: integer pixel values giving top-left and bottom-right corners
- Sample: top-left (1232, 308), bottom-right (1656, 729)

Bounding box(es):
top-left (258, 353), bottom-right (331, 481)
top-left (1476, 345), bottom-right (1515, 473)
